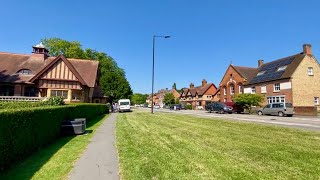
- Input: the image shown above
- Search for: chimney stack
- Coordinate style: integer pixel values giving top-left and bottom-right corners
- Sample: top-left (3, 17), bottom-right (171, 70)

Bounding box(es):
top-left (189, 83), bottom-right (194, 88)
top-left (303, 44), bottom-right (312, 55)
top-left (258, 59), bottom-right (264, 67)
top-left (202, 79), bottom-right (207, 87)
top-left (32, 42), bottom-right (49, 60)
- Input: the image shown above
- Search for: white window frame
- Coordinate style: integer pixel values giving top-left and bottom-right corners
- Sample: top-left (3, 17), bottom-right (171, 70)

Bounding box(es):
top-left (251, 87), bottom-right (256, 94)
top-left (261, 85), bottom-right (267, 93)
top-left (239, 85), bottom-right (242, 94)
top-left (267, 96), bottom-right (285, 104)
top-left (274, 83), bottom-right (280, 92)
top-left (230, 85), bottom-right (235, 95)
top-left (224, 87), bottom-right (226, 95)
top-left (257, 71), bottom-right (265, 76)
top-left (308, 67), bottom-right (314, 76)
top-left (315, 97), bottom-right (319, 105)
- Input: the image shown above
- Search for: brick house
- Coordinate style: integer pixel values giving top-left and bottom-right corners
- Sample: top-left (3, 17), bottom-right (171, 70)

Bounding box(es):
top-left (219, 65), bottom-right (256, 102)
top-left (0, 43), bottom-right (106, 103)
top-left (180, 79), bottom-right (217, 109)
top-left (148, 86), bottom-right (180, 107)
top-left (243, 44), bottom-right (320, 115)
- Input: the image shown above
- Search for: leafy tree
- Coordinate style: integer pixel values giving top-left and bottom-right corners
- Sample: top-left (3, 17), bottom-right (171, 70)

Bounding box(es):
top-left (172, 82), bottom-right (177, 90)
top-left (234, 94), bottom-right (264, 113)
top-left (175, 98), bottom-right (180, 104)
top-left (131, 93), bottom-right (148, 105)
top-left (42, 37), bottom-right (133, 103)
top-left (164, 93), bottom-right (175, 105)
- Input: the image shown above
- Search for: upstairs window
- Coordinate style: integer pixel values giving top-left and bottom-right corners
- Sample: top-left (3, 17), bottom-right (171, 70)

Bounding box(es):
top-left (261, 85), bottom-right (267, 93)
top-left (17, 69), bottom-right (32, 75)
top-left (274, 83), bottom-right (280, 92)
top-left (223, 87), bottom-right (226, 95)
top-left (315, 97), bottom-right (319, 105)
top-left (251, 87), bottom-right (256, 94)
top-left (230, 85), bottom-right (235, 95)
top-left (239, 85), bottom-right (243, 94)
top-left (277, 66), bottom-right (287, 71)
top-left (308, 67), bottom-right (314, 76)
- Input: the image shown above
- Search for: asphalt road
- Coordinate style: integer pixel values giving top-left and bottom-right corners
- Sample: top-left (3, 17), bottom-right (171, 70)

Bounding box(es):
top-left (138, 108), bottom-right (320, 131)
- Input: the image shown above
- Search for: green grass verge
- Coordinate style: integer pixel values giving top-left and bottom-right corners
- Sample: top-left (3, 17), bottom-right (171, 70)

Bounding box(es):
top-left (116, 111), bottom-right (320, 180)
top-left (0, 114), bottom-right (109, 180)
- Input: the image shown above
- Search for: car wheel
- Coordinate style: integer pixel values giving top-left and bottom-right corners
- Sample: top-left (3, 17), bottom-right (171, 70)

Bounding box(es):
top-left (278, 111), bottom-right (284, 117)
top-left (219, 109), bottom-right (225, 114)
top-left (257, 111), bottom-right (263, 116)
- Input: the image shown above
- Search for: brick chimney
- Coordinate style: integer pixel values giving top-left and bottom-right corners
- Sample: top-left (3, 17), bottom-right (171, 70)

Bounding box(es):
top-left (258, 59), bottom-right (264, 67)
top-left (303, 44), bottom-right (312, 55)
top-left (202, 79), bottom-right (207, 87)
top-left (189, 83), bottom-right (194, 88)
top-left (31, 42), bottom-right (49, 60)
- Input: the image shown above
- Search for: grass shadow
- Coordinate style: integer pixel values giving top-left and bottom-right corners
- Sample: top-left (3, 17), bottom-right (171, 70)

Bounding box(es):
top-left (0, 114), bottom-right (107, 180)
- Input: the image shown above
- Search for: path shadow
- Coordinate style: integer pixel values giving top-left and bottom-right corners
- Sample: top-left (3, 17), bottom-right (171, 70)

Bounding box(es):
top-left (0, 114), bottom-right (107, 180)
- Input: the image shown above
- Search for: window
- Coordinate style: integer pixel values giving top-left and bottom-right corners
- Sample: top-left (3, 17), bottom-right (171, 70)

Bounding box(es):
top-left (267, 96), bottom-right (285, 104)
top-left (17, 69), bottom-right (32, 75)
top-left (223, 87), bottom-right (226, 95)
top-left (224, 98), bottom-right (227, 102)
top-left (72, 90), bottom-right (82, 101)
top-left (51, 90), bottom-right (68, 99)
top-left (24, 87), bottom-right (37, 97)
top-left (277, 66), bottom-right (287, 71)
top-left (230, 85), bottom-right (235, 95)
top-left (251, 87), bottom-right (256, 94)
top-left (274, 83), bottom-right (280, 92)
top-left (261, 85), bottom-right (267, 93)
top-left (0, 85), bottom-right (14, 96)
top-left (239, 85), bottom-right (243, 94)
top-left (257, 71), bottom-right (266, 76)
top-left (315, 97), bottom-right (319, 105)
top-left (308, 67), bottom-right (314, 76)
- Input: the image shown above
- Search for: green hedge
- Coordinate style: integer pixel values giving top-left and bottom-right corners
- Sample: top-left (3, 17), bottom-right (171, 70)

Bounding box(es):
top-left (0, 103), bottom-right (108, 171)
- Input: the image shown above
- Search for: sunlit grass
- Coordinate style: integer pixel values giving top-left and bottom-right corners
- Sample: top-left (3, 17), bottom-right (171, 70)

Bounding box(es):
top-left (116, 111), bottom-right (320, 179)
top-left (0, 114), bottom-right (109, 180)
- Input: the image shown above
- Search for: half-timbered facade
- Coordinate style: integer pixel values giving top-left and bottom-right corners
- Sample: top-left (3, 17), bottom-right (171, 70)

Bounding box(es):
top-left (0, 43), bottom-right (106, 103)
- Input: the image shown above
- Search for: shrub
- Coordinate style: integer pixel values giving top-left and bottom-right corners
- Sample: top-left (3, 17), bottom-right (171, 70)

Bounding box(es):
top-left (0, 103), bottom-right (108, 171)
top-left (42, 96), bottom-right (65, 106)
top-left (185, 104), bottom-right (192, 110)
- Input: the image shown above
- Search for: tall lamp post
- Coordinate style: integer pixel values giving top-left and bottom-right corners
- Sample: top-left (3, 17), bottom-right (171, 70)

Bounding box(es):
top-left (151, 35), bottom-right (170, 114)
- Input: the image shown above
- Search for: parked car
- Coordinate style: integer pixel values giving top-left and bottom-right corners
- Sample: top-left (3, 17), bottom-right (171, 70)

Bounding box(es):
top-left (118, 99), bottom-right (131, 112)
top-left (154, 105), bottom-right (160, 109)
top-left (224, 102), bottom-right (244, 113)
top-left (257, 103), bottom-right (294, 117)
top-left (205, 102), bottom-right (233, 114)
top-left (169, 104), bottom-right (185, 110)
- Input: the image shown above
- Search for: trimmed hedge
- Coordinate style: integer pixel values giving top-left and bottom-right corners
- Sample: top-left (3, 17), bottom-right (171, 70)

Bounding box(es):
top-left (0, 103), bottom-right (108, 171)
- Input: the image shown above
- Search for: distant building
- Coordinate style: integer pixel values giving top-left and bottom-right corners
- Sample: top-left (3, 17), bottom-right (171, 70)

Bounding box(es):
top-left (180, 79), bottom-right (218, 109)
top-left (0, 43), bottom-right (106, 103)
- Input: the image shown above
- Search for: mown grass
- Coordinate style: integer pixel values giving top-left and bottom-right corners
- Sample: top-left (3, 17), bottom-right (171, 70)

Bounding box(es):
top-left (116, 111), bottom-right (320, 180)
top-left (0, 114), bottom-right (109, 180)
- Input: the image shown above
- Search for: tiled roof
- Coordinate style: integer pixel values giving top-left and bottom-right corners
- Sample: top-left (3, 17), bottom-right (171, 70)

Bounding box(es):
top-left (0, 52), bottom-right (99, 87)
top-left (182, 83), bottom-right (216, 97)
top-left (245, 53), bottom-right (305, 85)
top-left (232, 65), bottom-right (257, 80)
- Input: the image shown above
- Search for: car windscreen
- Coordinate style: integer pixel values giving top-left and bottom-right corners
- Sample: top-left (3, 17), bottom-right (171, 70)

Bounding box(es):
top-left (120, 102), bottom-right (129, 105)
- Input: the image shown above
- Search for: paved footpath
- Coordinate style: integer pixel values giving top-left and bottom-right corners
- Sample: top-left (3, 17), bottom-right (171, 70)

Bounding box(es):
top-left (69, 113), bottom-right (119, 180)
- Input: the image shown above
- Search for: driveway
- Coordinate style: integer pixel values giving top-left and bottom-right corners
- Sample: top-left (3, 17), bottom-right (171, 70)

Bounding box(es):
top-left (139, 108), bottom-right (320, 131)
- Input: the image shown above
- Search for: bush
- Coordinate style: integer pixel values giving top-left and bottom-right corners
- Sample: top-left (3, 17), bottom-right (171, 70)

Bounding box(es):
top-left (42, 96), bottom-right (65, 106)
top-left (185, 104), bottom-right (192, 110)
top-left (0, 103), bottom-right (108, 171)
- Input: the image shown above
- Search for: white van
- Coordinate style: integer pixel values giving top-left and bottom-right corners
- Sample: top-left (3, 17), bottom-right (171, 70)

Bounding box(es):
top-left (118, 99), bottom-right (131, 112)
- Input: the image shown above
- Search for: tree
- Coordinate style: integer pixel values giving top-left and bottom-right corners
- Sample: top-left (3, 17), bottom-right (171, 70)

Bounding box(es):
top-left (172, 82), bottom-right (177, 90)
top-left (42, 38), bottom-right (133, 102)
top-left (164, 93), bottom-right (175, 105)
top-left (234, 94), bottom-right (264, 113)
top-left (131, 93), bottom-right (148, 105)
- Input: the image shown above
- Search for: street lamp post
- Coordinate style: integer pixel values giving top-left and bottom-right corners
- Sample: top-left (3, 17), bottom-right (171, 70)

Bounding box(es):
top-left (151, 35), bottom-right (170, 114)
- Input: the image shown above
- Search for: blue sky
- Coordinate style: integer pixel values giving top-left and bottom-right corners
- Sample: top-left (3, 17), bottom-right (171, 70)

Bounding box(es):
top-left (1, 0), bottom-right (320, 94)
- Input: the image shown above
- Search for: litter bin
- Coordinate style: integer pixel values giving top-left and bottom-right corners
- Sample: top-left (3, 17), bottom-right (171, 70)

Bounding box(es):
top-left (61, 118), bottom-right (86, 135)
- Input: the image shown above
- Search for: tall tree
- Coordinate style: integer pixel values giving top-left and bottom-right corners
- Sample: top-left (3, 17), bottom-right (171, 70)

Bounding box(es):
top-left (42, 37), bottom-right (133, 102)
top-left (131, 93), bottom-right (148, 105)
top-left (172, 82), bottom-right (177, 90)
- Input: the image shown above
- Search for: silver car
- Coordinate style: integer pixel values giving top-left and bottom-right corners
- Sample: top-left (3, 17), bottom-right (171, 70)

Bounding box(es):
top-left (257, 103), bottom-right (294, 117)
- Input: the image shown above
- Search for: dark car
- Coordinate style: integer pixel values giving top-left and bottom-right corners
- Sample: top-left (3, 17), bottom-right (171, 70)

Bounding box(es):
top-left (169, 104), bottom-right (185, 110)
top-left (224, 102), bottom-right (244, 113)
top-left (205, 102), bottom-right (233, 114)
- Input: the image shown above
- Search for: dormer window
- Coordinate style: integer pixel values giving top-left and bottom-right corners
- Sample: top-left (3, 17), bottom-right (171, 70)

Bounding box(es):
top-left (257, 71), bottom-right (266, 76)
top-left (277, 66), bottom-right (287, 71)
top-left (17, 69), bottom-right (32, 75)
